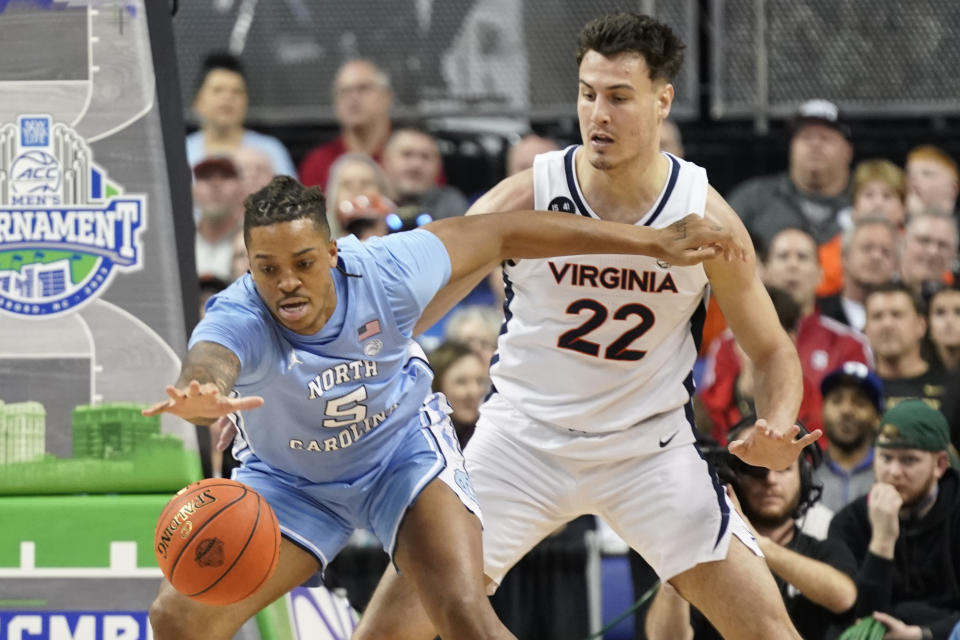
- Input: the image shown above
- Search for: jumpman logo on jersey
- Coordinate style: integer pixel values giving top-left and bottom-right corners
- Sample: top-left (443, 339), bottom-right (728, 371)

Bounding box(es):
top-left (288, 350), bottom-right (304, 370)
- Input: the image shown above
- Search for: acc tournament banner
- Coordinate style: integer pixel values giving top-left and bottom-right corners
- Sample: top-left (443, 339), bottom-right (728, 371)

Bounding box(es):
top-left (0, 0), bottom-right (205, 624)
top-left (0, 1), bottom-right (200, 494)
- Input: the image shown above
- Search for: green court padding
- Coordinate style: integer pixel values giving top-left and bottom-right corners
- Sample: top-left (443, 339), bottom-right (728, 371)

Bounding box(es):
top-left (0, 494), bottom-right (172, 568)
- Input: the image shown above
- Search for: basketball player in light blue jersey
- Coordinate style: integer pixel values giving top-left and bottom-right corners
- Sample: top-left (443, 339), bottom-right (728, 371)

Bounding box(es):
top-left (358, 13), bottom-right (822, 640)
top-left (143, 175), bottom-right (743, 639)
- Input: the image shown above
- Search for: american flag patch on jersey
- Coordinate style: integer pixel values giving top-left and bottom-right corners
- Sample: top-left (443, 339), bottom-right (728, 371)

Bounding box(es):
top-left (358, 318), bottom-right (382, 340)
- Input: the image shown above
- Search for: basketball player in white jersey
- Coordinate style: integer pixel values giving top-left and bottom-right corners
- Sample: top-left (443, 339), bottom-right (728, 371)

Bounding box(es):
top-left (356, 13), bottom-right (821, 640)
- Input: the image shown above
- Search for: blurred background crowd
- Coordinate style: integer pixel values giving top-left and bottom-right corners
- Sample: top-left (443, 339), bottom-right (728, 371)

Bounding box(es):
top-left (174, 2), bottom-right (960, 638)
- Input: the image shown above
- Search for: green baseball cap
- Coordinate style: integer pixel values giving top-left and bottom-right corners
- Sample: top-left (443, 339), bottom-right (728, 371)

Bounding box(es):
top-left (876, 399), bottom-right (950, 452)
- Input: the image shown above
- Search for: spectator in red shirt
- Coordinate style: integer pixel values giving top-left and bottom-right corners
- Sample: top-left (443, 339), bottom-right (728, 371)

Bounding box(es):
top-left (699, 286), bottom-right (822, 444)
top-left (299, 59), bottom-right (394, 189)
top-left (761, 227), bottom-right (873, 393)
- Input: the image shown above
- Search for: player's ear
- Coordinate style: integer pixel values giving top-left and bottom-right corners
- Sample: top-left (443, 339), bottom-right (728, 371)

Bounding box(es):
top-left (656, 81), bottom-right (674, 120)
top-left (327, 237), bottom-right (338, 266)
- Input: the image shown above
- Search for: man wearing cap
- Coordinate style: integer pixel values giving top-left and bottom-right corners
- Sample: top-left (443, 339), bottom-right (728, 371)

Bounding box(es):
top-left (829, 400), bottom-right (960, 639)
top-left (193, 156), bottom-right (245, 282)
top-left (814, 362), bottom-right (884, 512)
top-left (728, 99), bottom-right (854, 250)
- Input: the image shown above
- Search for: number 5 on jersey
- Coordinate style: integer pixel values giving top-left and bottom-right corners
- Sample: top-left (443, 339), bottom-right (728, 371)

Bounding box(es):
top-left (323, 387), bottom-right (368, 428)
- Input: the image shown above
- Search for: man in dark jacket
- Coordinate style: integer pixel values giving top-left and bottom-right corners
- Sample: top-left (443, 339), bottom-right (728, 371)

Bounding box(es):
top-left (829, 400), bottom-right (960, 640)
top-left (727, 99), bottom-right (853, 248)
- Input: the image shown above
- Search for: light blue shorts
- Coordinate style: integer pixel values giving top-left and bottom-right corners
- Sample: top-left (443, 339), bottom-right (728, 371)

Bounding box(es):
top-left (233, 393), bottom-right (481, 571)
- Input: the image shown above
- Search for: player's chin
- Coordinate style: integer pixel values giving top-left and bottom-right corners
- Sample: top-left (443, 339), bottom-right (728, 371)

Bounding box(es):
top-left (585, 151), bottom-right (615, 171)
top-left (272, 307), bottom-right (313, 333)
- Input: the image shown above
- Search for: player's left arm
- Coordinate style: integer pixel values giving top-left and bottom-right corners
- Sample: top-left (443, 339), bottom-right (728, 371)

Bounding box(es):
top-left (703, 186), bottom-right (820, 469)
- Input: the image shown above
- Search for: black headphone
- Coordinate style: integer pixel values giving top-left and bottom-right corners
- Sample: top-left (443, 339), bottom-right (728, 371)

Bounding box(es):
top-left (724, 416), bottom-right (823, 520)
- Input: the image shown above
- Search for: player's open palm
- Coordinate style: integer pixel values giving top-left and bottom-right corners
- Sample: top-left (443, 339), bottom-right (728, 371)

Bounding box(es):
top-left (728, 420), bottom-right (822, 471)
top-left (142, 380), bottom-right (264, 421)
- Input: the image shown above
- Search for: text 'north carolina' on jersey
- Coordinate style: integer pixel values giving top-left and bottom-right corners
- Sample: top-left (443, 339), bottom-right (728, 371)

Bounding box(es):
top-left (488, 146), bottom-right (709, 433)
top-left (190, 230), bottom-right (451, 484)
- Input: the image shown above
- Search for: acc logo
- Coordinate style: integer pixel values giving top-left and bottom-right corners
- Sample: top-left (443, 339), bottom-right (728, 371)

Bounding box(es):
top-left (0, 114), bottom-right (146, 318)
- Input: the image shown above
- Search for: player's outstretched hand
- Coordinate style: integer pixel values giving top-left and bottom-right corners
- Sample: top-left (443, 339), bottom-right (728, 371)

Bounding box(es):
top-left (655, 212), bottom-right (748, 266)
top-left (728, 420), bottom-right (822, 471)
top-left (142, 380), bottom-right (264, 421)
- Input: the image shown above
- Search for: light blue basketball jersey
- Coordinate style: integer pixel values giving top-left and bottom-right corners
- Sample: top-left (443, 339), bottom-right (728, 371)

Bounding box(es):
top-left (190, 229), bottom-right (452, 485)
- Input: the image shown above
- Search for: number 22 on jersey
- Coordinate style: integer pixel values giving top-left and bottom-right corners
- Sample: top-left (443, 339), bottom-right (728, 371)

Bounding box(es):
top-left (557, 298), bottom-right (656, 361)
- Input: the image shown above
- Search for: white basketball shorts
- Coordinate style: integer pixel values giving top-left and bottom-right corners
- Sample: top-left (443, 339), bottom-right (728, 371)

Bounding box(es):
top-left (466, 393), bottom-right (761, 589)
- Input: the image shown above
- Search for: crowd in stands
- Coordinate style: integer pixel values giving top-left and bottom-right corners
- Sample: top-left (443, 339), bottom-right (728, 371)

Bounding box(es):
top-left (184, 50), bottom-right (960, 640)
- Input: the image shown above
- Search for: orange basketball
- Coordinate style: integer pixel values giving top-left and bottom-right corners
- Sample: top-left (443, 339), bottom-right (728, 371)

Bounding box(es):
top-left (154, 478), bottom-right (280, 606)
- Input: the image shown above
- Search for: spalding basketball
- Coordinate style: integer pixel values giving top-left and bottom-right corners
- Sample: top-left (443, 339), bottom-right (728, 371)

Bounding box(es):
top-left (154, 478), bottom-right (280, 605)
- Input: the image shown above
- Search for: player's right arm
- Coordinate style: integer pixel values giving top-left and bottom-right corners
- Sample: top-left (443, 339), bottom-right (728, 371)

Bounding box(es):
top-left (142, 341), bottom-right (263, 424)
top-left (414, 170), bottom-right (534, 334)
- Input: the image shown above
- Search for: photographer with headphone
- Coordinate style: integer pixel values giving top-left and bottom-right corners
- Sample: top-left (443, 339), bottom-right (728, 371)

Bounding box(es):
top-left (645, 419), bottom-right (858, 640)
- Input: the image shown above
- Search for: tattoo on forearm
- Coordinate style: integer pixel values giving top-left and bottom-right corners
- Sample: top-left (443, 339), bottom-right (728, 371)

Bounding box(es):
top-left (672, 219), bottom-right (687, 239)
top-left (176, 341), bottom-right (241, 394)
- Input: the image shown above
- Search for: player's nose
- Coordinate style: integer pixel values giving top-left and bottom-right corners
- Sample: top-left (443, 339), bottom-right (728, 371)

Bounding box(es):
top-left (277, 271), bottom-right (301, 292)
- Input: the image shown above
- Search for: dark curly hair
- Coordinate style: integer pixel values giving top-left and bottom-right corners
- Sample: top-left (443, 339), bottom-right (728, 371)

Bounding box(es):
top-left (195, 51), bottom-right (246, 93)
top-left (575, 12), bottom-right (685, 82)
top-left (243, 175), bottom-right (330, 242)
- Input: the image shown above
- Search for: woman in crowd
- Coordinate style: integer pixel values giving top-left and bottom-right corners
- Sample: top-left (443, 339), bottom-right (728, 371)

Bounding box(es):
top-left (428, 341), bottom-right (489, 447)
top-left (325, 153), bottom-right (395, 240)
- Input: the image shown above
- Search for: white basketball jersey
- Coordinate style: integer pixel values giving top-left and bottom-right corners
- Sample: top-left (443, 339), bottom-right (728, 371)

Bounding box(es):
top-left (488, 146), bottom-right (709, 434)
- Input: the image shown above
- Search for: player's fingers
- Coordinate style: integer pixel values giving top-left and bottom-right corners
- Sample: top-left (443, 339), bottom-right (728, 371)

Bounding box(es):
top-left (782, 423), bottom-right (802, 438)
top-left (187, 380), bottom-right (202, 395)
top-left (164, 384), bottom-right (183, 401)
top-left (696, 245), bottom-right (721, 261)
top-left (197, 382), bottom-right (220, 396)
top-left (750, 418), bottom-right (778, 439)
top-left (794, 429), bottom-right (822, 448)
top-left (141, 399), bottom-right (173, 416)
top-left (231, 396), bottom-right (265, 411)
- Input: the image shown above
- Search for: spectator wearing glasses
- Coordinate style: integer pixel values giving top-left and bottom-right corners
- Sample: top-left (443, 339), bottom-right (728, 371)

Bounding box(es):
top-left (300, 59), bottom-right (394, 189)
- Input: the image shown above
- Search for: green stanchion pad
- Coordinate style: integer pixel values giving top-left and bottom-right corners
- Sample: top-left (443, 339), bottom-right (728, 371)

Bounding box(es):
top-left (0, 494), bottom-right (174, 568)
